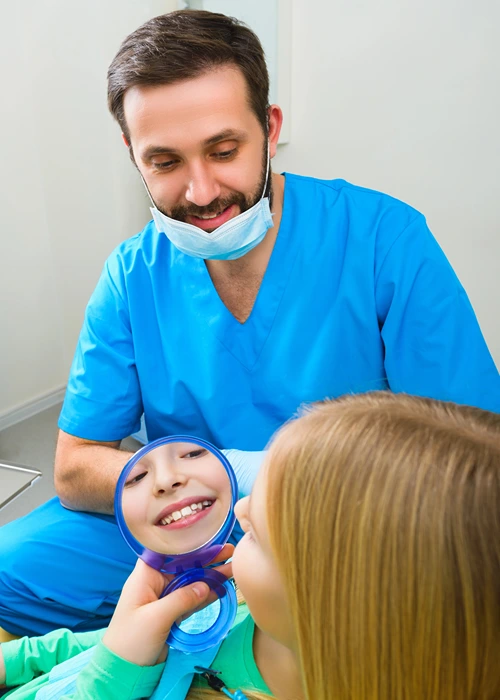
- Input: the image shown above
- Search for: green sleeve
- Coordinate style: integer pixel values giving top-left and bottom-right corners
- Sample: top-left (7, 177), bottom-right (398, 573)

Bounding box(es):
top-left (64, 642), bottom-right (165, 700)
top-left (2, 628), bottom-right (105, 687)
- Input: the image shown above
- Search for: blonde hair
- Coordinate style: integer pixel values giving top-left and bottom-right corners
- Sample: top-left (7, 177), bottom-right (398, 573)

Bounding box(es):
top-left (266, 392), bottom-right (500, 700)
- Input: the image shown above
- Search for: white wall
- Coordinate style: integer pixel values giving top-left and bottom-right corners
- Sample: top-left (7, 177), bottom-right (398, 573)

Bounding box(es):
top-left (0, 0), bottom-right (176, 419)
top-left (1, 0), bottom-right (498, 421)
top-left (274, 0), bottom-right (500, 365)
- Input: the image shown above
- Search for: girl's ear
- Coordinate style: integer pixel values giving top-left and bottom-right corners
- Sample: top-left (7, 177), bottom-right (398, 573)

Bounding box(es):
top-left (121, 133), bottom-right (130, 148)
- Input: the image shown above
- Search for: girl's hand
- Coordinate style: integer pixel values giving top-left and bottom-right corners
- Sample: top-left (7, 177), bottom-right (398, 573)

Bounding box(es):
top-left (102, 544), bottom-right (233, 666)
top-left (0, 646), bottom-right (6, 687)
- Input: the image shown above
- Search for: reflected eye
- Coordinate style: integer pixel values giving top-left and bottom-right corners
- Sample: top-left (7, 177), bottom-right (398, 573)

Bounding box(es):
top-left (181, 448), bottom-right (208, 460)
top-left (125, 471), bottom-right (148, 486)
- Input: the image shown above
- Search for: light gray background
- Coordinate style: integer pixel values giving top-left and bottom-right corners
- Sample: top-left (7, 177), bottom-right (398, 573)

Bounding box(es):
top-left (1, 0), bottom-right (498, 429)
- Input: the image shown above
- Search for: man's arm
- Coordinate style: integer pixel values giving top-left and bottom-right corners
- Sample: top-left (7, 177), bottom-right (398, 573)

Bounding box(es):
top-left (376, 214), bottom-right (500, 411)
top-left (54, 429), bottom-right (134, 514)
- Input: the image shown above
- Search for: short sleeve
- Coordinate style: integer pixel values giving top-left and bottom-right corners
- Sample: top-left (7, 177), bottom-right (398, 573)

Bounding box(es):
top-left (375, 214), bottom-right (500, 412)
top-left (58, 257), bottom-right (143, 441)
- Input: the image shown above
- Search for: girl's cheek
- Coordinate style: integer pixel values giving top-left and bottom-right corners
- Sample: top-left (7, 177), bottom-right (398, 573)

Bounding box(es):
top-left (231, 538), bottom-right (247, 582)
top-left (232, 536), bottom-right (257, 584)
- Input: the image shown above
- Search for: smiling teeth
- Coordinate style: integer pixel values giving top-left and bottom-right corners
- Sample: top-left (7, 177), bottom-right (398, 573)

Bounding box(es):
top-left (159, 500), bottom-right (213, 526)
top-left (198, 212), bottom-right (221, 220)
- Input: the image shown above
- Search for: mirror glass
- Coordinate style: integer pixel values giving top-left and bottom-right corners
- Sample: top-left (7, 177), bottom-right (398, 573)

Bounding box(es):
top-left (178, 599), bottom-right (221, 634)
top-left (120, 440), bottom-right (232, 555)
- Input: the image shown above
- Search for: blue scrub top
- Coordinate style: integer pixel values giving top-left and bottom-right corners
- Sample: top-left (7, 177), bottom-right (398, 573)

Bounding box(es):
top-left (59, 174), bottom-right (500, 447)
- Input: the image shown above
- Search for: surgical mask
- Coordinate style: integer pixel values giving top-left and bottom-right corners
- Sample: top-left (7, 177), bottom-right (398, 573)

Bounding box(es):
top-left (145, 150), bottom-right (274, 260)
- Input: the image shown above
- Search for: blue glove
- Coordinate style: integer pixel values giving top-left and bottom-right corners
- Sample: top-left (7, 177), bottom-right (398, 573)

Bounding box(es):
top-left (221, 449), bottom-right (267, 497)
top-left (131, 414), bottom-right (148, 444)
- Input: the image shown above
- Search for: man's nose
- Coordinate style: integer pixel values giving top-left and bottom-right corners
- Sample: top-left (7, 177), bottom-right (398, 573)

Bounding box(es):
top-left (185, 162), bottom-right (221, 207)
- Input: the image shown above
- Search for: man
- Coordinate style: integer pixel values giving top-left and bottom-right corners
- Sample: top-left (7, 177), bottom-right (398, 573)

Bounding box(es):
top-left (0, 10), bottom-right (498, 637)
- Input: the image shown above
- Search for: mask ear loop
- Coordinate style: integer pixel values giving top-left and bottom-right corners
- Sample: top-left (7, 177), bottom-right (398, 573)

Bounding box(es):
top-left (260, 142), bottom-right (271, 201)
top-left (261, 110), bottom-right (273, 200)
top-left (139, 173), bottom-right (157, 208)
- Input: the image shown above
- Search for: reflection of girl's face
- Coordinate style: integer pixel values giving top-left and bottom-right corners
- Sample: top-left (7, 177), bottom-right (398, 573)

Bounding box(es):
top-left (121, 443), bottom-right (232, 555)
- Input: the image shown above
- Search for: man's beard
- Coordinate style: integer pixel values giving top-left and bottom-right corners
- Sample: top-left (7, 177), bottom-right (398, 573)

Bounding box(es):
top-left (157, 145), bottom-right (271, 225)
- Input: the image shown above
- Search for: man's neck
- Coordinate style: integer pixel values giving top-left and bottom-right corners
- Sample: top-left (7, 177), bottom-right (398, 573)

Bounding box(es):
top-left (253, 625), bottom-right (304, 700)
top-left (205, 172), bottom-right (285, 282)
top-left (204, 172), bottom-right (285, 323)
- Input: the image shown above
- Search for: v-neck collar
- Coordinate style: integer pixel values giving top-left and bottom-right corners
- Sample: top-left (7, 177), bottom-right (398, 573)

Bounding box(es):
top-left (181, 173), bottom-right (297, 372)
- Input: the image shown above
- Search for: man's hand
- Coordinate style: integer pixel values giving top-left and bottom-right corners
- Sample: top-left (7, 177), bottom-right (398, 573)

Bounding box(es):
top-left (102, 545), bottom-right (233, 666)
top-left (222, 449), bottom-right (267, 496)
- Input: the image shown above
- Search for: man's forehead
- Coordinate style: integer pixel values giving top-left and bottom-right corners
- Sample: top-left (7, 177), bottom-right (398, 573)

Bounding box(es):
top-left (123, 67), bottom-right (253, 131)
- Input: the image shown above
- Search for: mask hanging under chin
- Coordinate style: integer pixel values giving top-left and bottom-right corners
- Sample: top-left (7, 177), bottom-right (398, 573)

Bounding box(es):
top-left (150, 195), bottom-right (274, 260)
top-left (144, 146), bottom-right (274, 260)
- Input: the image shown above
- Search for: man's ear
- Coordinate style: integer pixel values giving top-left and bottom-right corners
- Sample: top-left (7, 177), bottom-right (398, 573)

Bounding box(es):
top-left (267, 105), bottom-right (283, 159)
top-left (121, 133), bottom-right (137, 165)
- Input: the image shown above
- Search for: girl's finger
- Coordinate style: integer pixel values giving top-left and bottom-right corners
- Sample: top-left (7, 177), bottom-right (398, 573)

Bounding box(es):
top-left (208, 543), bottom-right (234, 565)
top-left (208, 562), bottom-right (233, 580)
top-left (154, 580), bottom-right (211, 627)
top-left (176, 577), bottom-right (234, 622)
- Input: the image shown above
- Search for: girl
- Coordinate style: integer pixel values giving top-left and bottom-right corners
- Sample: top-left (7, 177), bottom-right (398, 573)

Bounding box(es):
top-left (1, 392), bottom-right (500, 699)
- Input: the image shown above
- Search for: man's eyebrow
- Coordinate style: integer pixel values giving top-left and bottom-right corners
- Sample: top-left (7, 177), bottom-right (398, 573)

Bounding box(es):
top-left (203, 128), bottom-right (247, 147)
top-left (142, 145), bottom-right (179, 160)
top-left (142, 129), bottom-right (247, 160)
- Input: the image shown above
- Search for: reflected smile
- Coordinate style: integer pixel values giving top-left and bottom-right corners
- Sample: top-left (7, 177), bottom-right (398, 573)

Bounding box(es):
top-left (155, 496), bottom-right (216, 530)
top-left (158, 500), bottom-right (214, 526)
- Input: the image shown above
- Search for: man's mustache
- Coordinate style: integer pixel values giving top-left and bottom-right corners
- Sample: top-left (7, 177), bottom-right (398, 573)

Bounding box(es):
top-left (170, 194), bottom-right (247, 222)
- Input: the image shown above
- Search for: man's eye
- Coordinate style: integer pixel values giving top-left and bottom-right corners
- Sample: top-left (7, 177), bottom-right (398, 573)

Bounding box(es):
top-left (213, 148), bottom-right (237, 160)
top-left (152, 160), bottom-right (177, 170)
top-left (181, 448), bottom-right (208, 460)
top-left (125, 471), bottom-right (148, 486)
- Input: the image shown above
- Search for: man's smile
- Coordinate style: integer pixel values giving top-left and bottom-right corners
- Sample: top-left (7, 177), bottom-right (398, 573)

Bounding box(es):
top-left (187, 204), bottom-right (237, 232)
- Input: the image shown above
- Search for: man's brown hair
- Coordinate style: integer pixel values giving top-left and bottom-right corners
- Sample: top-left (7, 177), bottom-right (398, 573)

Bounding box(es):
top-left (107, 10), bottom-right (270, 143)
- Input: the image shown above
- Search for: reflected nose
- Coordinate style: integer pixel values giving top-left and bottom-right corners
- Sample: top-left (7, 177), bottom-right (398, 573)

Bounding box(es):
top-left (185, 163), bottom-right (221, 208)
top-left (154, 464), bottom-right (188, 495)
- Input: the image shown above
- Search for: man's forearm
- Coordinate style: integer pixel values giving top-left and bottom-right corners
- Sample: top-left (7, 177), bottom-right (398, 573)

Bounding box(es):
top-left (55, 444), bottom-right (134, 515)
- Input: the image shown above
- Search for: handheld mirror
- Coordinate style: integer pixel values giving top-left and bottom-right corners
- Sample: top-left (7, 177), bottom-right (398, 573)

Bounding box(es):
top-left (115, 436), bottom-right (238, 652)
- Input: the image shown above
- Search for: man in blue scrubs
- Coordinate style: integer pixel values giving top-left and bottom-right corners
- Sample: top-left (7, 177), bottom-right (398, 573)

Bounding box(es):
top-left (0, 10), bottom-right (498, 637)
